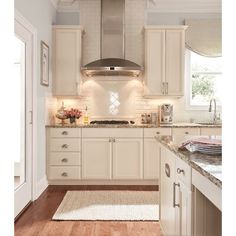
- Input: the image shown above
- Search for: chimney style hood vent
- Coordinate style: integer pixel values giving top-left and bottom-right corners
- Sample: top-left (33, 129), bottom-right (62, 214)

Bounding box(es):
top-left (81, 0), bottom-right (142, 77)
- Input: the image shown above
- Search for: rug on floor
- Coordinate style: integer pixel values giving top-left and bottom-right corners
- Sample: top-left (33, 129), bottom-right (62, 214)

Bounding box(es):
top-left (52, 190), bottom-right (159, 221)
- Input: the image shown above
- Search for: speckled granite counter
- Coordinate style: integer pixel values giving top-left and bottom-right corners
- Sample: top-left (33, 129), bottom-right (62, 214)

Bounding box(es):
top-left (46, 122), bottom-right (221, 128)
top-left (155, 135), bottom-right (222, 189)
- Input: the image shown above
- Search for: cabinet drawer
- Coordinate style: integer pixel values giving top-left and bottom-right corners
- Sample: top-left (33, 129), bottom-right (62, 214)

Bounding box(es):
top-left (176, 158), bottom-right (191, 188)
top-left (50, 138), bottom-right (80, 152)
top-left (82, 128), bottom-right (143, 138)
top-left (48, 166), bottom-right (81, 180)
top-left (50, 128), bottom-right (81, 138)
top-left (49, 152), bottom-right (81, 166)
top-left (200, 128), bottom-right (221, 136)
top-left (172, 128), bottom-right (200, 135)
top-left (144, 128), bottom-right (171, 138)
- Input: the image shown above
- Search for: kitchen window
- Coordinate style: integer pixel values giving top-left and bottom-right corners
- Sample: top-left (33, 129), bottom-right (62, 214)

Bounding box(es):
top-left (186, 50), bottom-right (222, 110)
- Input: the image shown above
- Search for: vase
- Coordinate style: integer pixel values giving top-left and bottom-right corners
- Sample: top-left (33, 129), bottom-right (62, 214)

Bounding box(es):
top-left (69, 117), bottom-right (76, 124)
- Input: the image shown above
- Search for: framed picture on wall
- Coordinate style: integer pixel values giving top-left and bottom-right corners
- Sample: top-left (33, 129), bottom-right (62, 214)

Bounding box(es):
top-left (40, 41), bottom-right (49, 86)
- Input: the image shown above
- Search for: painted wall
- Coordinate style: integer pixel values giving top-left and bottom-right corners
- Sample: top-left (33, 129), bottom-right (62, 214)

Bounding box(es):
top-left (14, 0), bottom-right (56, 184)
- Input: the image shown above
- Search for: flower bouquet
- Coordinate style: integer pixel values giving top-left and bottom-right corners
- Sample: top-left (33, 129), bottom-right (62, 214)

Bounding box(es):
top-left (65, 108), bottom-right (82, 124)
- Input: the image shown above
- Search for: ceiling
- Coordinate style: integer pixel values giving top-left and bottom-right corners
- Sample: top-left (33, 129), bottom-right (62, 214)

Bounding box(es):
top-left (51, 0), bottom-right (221, 13)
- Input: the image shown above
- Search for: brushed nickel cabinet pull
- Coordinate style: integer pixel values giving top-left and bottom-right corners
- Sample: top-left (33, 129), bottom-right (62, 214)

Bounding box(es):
top-left (61, 172), bottom-right (68, 177)
top-left (165, 163), bottom-right (170, 178)
top-left (61, 144), bottom-right (69, 149)
top-left (166, 82), bottom-right (168, 94)
top-left (61, 158), bottom-right (68, 163)
top-left (62, 131), bottom-right (68, 135)
top-left (185, 131), bottom-right (189, 134)
top-left (173, 182), bottom-right (180, 208)
top-left (177, 168), bottom-right (184, 174)
top-left (156, 131), bottom-right (160, 134)
top-left (113, 138), bottom-right (116, 142)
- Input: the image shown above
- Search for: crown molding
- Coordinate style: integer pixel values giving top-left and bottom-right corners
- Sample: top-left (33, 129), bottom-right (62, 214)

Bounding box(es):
top-left (147, 0), bottom-right (222, 13)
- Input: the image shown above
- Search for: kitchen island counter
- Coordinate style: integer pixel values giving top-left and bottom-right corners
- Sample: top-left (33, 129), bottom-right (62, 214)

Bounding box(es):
top-left (156, 135), bottom-right (222, 189)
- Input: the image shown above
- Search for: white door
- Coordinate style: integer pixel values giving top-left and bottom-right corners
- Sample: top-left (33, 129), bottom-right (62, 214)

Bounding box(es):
top-left (112, 138), bottom-right (143, 179)
top-left (14, 18), bottom-right (33, 217)
top-left (160, 147), bottom-right (176, 236)
top-left (144, 138), bottom-right (160, 180)
top-left (165, 29), bottom-right (185, 96)
top-left (82, 138), bottom-right (112, 179)
top-left (177, 181), bottom-right (192, 236)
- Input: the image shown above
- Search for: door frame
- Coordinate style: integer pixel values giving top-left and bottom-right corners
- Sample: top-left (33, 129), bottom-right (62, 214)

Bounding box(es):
top-left (14, 10), bottom-right (38, 201)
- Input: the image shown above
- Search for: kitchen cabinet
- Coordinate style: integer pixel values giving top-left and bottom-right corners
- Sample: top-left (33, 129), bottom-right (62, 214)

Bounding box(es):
top-left (47, 128), bottom-right (81, 180)
top-left (82, 138), bottom-right (112, 179)
top-left (113, 138), bottom-right (143, 179)
top-left (200, 127), bottom-right (221, 136)
top-left (82, 128), bottom-right (143, 180)
top-left (52, 26), bottom-right (83, 96)
top-left (144, 128), bottom-right (171, 180)
top-left (160, 145), bottom-right (192, 236)
top-left (160, 147), bottom-right (176, 236)
top-left (144, 26), bottom-right (187, 97)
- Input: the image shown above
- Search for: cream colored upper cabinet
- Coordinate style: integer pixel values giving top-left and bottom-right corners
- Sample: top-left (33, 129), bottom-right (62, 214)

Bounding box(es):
top-left (144, 26), bottom-right (187, 97)
top-left (52, 26), bottom-right (83, 96)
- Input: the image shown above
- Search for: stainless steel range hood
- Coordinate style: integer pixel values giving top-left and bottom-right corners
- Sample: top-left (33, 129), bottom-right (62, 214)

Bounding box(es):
top-left (81, 0), bottom-right (142, 77)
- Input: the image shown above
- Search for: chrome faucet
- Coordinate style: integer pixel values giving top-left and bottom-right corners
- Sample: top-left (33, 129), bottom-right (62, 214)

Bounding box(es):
top-left (209, 98), bottom-right (217, 124)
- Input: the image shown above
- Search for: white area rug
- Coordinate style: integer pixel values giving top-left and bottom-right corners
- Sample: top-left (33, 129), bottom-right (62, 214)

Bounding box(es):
top-left (52, 191), bottom-right (159, 221)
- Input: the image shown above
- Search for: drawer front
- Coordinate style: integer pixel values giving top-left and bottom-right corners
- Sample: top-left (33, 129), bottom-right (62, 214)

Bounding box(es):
top-left (49, 152), bottom-right (81, 166)
top-left (200, 128), bottom-right (221, 136)
top-left (82, 128), bottom-right (143, 138)
top-left (50, 128), bottom-right (81, 138)
top-left (48, 166), bottom-right (81, 180)
top-left (50, 138), bottom-right (80, 152)
top-left (172, 128), bottom-right (200, 135)
top-left (144, 128), bottom-right (172, 138)
top-left (176, 158), bottom-right (191, 187)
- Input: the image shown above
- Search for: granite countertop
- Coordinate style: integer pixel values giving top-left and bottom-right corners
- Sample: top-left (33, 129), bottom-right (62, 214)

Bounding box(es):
top-left (46, 122), bottom-right (222, 128)
top-left (155, 135), bottom-right (222, 189)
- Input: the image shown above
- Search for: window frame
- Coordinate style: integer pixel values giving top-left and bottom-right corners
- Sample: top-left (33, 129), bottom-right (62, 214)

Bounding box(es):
top-left (185, 49), bottom-right (222, 111)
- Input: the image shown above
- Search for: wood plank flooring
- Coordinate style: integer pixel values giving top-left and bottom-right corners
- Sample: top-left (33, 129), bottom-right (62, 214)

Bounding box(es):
top-left (15, 185), bottom-right (163, 236)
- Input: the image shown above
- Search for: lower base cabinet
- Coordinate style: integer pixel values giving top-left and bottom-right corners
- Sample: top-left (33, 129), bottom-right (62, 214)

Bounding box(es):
top-left (112, 138), bottom-right (143, 179)
top-left (160, 146), bottom-right (192, 236)
top-left (144, 139), bottom-right (160, 180)
top-left (82, 138), bottom-right (112, 179)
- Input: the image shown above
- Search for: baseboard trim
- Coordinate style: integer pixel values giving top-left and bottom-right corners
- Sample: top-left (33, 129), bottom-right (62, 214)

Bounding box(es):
top-left (48, 180), bottom-right (158, 185)
top-left (35, 176), bottom-right (48, 200)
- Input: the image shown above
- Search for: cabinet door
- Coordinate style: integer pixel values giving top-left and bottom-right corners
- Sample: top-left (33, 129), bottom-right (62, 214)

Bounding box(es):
top-left (144, 138), bottom-right (159, 180)
top-left (176, 181), bottom-right (192, 236)
top-left (53, 28), bottom-right (82, 96)
top-left (165, 29), bottom-right (185, 96)
top-left (144, 30), bottom-right (165, 96)
top-left (112, 138), bottom-right (143, 179)
top-left (160, 147), bottom-right (176, 236)
top-left (82, 138), bottom-right (112, 179)
top-left (200, 128), bottom-right (221, 136)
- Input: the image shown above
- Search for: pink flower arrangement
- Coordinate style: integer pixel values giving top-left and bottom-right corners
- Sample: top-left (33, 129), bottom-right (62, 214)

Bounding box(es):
top-left (65, 108), bottom-right (82, 119)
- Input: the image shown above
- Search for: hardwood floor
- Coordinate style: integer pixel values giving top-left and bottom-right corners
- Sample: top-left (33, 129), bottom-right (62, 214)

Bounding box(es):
top-left (15, 185), bottom-right (163, 236)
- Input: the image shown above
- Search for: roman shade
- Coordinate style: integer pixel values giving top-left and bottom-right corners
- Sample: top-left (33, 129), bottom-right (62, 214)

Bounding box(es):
top-left (185, 19), bottom-right (222, 57)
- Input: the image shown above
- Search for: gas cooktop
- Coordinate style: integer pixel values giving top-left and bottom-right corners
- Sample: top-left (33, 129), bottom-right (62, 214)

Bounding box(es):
top-left (90, 120), bottom-right (135, 125)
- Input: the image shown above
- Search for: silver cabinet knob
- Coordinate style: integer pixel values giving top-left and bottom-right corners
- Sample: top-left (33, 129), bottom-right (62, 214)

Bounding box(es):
top-left (185, 131), bottom-right (189, 134)
top-left (177, 168), bottom-right (184, 174)
top-left (61, 144), bottom-right (69, 149)
top-left (61, 172), bottom-right (68, 177)
top-left (61, 158), bottom-right (68, 163)
top-left (61, 131), bottom-right (68, 135)
top-left (156, 131), bottom-right (160, 134)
